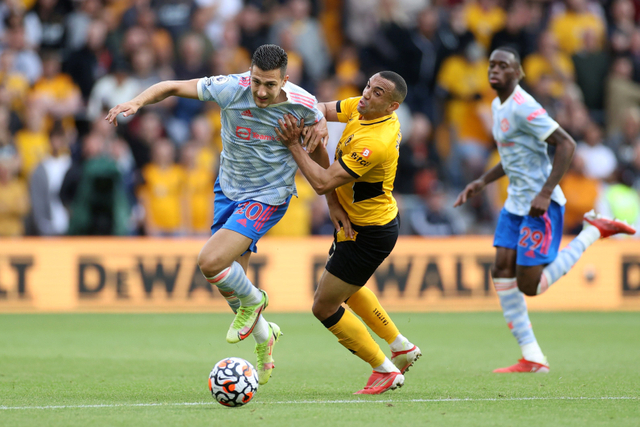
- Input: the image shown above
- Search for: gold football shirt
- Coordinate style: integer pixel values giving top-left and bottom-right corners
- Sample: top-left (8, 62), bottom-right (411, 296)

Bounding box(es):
top-left (334, 97), bottom-right (400, 226)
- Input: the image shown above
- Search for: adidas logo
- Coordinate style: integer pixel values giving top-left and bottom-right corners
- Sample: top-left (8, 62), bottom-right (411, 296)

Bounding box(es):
top-left (241, 109), bottom-right (253, 117)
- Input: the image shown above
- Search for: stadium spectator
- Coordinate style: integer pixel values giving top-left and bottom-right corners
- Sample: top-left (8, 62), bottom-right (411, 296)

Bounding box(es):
top-left (463, 0), bottom-right (506, 50)
top-left (409, 180), bottom-right (465, 236)
top-left (194, 0), bottom-right (242, 48)
top-left (137, 138), bottom-right (185, 236)
top-left (180, 142), bottom-right (213, 236)
top-left (549, 0), bottom-right (606, 55)
top-left (572, 29), bottom-right (609, 117)
top-left (151, 0), bottom-right (197, 42)
top-left (27, 122), bottom-right (71, 236)
top-left (489, 1), bottom-right (532, 60)
top-left (86, 58), bottom-right (141, 123)
top-left (523, 32), bottom-right (575, 101)
top-left (63, 19), bottom-right (112, 102)
top-left (560, 154), bottom-right (599, 234)
top-left (0, 49), bottom-right (30, 117)
top-left (576, 122), bottom-right (618, 181)
top-left (606, 57), bottom-right (640, 135)
top-left (14, 98), bottom-right (49, 178)
top-left (608, 0), bottom-right (636, 56)
top-left (0, 153), bottom-right (29, 237)
top-left (31, 50), bottom-right (82, 133)
top-left (32, 0), bottom-right (70, 51)
top-left (436, 41), bottom-right (493, 188)
top-left (269, 0), bottom-right (330, 85)
top-left (595, 167), bottom-right (640, 236)
top-left (64, 0), bottom-right (104, 53)
top-left (237, 4), bottom-right (269, 55)
top-left (1, 23), bottom-right (42, 84)
top-left (62, 131), bottom-right (130, 236)
top-left (608, 107), bottom-right (640, 166)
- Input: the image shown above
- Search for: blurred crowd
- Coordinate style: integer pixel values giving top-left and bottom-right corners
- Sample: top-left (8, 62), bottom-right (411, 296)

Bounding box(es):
top-left (0, 0), bottom-right (639, 238)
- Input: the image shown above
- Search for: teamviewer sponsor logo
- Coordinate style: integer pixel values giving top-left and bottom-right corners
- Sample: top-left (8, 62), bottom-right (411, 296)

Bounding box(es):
top-left (236, 126), bottom-right (251, 140)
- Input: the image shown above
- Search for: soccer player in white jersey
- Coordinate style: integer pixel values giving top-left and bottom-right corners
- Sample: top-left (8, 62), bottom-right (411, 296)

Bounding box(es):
top-left (454, 47), bottom-right (636, 373)
top-left (106, 45), bottom-right (328, 385)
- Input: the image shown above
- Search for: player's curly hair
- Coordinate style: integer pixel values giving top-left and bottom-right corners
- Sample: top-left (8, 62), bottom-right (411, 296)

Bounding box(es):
top-left (378, 71), bottom-right (407, 103)
top-left (251, 44), bottom-right (288, 78)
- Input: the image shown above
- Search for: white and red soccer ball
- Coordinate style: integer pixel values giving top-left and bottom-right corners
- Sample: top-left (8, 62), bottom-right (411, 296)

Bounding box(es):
top-left (209, 357), bottom-right (259, 407)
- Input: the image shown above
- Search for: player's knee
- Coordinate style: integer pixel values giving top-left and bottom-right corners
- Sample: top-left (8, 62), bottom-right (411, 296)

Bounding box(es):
top-left (492, 265), bottom-right (514, 279)
top-left (517, 282), bottom-right (537, 297)
top-left (311, 300), bottom-right (336, 322)
top-left (197, 250), bottom-right (227, 278)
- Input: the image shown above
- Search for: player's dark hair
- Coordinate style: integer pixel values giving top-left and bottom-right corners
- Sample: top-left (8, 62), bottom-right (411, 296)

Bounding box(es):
top-left (251, 44), bottom-right (288, 78)
top-left (378, 71), bottom-right (407, 103)
top-left (494, 46), bottom-right (521, 65)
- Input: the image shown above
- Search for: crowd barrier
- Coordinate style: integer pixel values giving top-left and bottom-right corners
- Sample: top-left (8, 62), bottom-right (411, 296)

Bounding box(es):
top-left (0, 237), bottom-right (638, 312)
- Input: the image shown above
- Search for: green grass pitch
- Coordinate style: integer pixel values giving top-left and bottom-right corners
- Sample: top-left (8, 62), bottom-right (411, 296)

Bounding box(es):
top-left (0, 312), bottom-right (638, 426)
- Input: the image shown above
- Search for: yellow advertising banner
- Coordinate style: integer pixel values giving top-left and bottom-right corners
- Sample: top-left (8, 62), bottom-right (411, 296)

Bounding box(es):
top-left (0, 237), bottom-right (638, 312)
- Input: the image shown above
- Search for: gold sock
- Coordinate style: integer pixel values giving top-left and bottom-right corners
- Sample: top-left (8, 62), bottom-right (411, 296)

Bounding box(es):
top-left (322, 306), bottom-right (385, 368)
top-left (347, 287), bottom-right (400, 344)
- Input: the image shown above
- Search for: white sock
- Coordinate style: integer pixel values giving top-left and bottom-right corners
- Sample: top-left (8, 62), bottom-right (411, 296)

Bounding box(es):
top-left (521, 342), bottom-right (546, 365)
top-left (373, 357), bottom-right (400, 373)
top-left (252, 315), bottom-right (270, 344)
top-left (390, 333), bottom-right (409, 352)
top-left (537, 225), bottom-right (600, 295)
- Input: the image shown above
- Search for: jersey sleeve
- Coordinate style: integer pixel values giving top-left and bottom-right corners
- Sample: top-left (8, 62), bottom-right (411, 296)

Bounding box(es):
top-left (335, 97), bottom-right (360, 123)
top-left (338, 137), bottom-right (386, 178)
top-left (515, 99), bottom-right (559, 141)
top-left (299, 98), bottom-right (324, 125)
top-left (196, 74), bottom-right (240, 109)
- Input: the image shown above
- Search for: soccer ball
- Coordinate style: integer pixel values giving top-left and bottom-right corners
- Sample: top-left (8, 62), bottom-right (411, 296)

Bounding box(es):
top-left (208, 357), bottom-right (259, 407)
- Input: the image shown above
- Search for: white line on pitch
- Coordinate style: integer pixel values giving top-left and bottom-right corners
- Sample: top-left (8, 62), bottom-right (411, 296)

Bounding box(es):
top-left (0, 396), bottom-right (637, 410)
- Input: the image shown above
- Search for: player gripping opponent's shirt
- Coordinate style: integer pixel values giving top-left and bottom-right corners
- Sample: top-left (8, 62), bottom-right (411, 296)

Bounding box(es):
top-left (333, 96), bottom-right (401, 227)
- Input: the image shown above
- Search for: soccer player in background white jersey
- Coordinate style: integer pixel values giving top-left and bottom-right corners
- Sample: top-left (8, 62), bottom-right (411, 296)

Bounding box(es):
top-left (106, 45), bottom-right (329, 385)
top-left (454, 47), bottom-right (636, 373)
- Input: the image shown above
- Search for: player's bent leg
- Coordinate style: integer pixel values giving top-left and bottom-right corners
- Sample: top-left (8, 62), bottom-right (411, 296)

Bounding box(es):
top-left (346, 287), bottom-right (421, 374)
top-left (315, 271), bottom-right (402, 394)
top-left (516, 264), bottom-right (545, 297)
top-left (535, 211), bottom-right (635, 296)
top-left (200, 230), bottom-right (267, 343)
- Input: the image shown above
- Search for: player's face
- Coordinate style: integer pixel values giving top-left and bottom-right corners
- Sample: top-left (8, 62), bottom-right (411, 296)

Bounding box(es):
top-left (488, 50), bottom-right (519, 90)
top-left (250, 65), bottom-right (288, 108)
top-left (357, 74), bottom-right (398, 120)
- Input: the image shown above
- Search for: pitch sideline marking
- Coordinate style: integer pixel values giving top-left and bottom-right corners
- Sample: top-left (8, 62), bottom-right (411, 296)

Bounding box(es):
top-left (0, 397), bottom-right (637, 410)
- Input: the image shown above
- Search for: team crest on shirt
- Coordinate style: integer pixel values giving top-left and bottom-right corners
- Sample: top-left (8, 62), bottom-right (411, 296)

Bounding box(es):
top-left (344, 135), bottom-right (354, 146)
top-left (501, 118), bottom-right (510, 132)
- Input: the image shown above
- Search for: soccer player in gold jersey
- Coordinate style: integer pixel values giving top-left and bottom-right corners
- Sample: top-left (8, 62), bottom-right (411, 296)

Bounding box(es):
top-left (276, 71), bottom-right (421, 395)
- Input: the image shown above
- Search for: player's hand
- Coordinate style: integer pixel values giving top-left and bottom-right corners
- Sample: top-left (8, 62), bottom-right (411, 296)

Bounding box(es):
top-left (529, 192), bottom-right (551, 217)
top-left (275, 114), bottom-right (304, 148)
top-left (302, 117), bottom-right (328, 153)
top-left (105, 101), bottom-right (140, 127)
top-left (327, 195), bottom-right (353, 239)
top-left (453, 179), bottom-right (485, 207)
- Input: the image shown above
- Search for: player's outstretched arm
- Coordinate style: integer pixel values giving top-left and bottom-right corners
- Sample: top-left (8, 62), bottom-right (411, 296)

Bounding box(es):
top-left (105, 79), bottom-right (200, 126)
top-left (453, 162), bottom-right (505, 207)
top-left (276, 114), bottom-right (354, 195)
top-left (529, 126), bottom-right (576, 217)
top-left (315, 102), bottom-right (339, 122)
